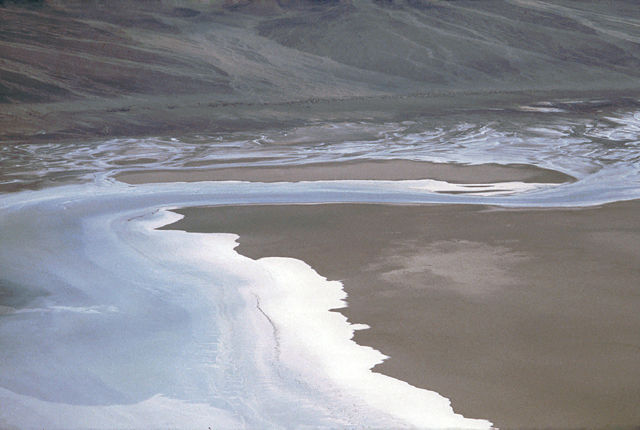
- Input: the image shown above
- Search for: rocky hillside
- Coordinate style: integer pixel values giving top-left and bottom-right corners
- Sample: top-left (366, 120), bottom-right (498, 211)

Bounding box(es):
top-left (1, 0), bottom-right (640, 140)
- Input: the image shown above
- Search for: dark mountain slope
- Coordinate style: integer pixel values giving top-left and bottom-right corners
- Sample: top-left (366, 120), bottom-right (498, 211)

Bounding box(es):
top-left (257, 0), bottom-right (640, 90)
top-left (1, 0), bottom-right (639, 141)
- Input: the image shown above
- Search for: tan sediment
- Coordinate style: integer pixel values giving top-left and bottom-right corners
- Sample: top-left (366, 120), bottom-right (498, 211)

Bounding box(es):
top-left (163, 200), bottom-right (640, 429)
top-left (116, 160), bottom-right (574, 185)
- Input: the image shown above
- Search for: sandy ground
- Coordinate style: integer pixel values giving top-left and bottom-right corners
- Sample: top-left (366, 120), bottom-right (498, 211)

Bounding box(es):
top-left (165, 200), bottom-right (640, 429)
top-left (4, 88), bottom-right (639, 145)
top-left (117, 159), bottom-right (574, 185)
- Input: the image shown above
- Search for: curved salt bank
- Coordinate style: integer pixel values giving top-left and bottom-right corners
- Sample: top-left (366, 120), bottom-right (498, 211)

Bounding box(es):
top-left (255, 255), bottom-right (492, 428)
top-left (143, 210), bottom-right (492, 428)
top-left (0, 187), bottom-right (492, 429)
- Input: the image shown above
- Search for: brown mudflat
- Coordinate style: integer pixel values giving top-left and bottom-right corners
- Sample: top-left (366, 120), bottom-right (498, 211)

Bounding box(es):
top-left (116, 159), bottom-right (574, 185)
top-left (165, 200), bottom-right (640, 429)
